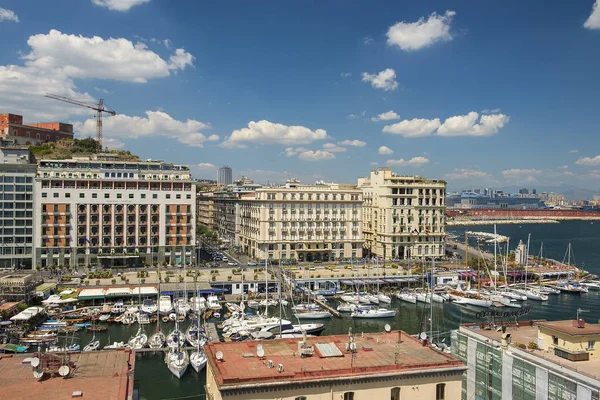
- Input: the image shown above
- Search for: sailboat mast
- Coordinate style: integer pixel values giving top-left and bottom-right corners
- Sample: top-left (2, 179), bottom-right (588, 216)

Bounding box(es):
top-left (525, 233), bottom-right (531, 289)
top-left (493, 225), bottom-right (497, 292)
top-left (465, 232), bottom-right (469, 288)
top-left (264, 254), bottom-right (268, 318)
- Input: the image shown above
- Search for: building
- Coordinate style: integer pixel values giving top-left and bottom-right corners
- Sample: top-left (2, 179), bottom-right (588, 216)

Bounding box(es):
top-left (453, 320), bottom-right (600, 400)
top-left (226, 175), bottom-right (262, 193)
top-left (0, 113), bottom-right (74, 145)
top-left (514, 239), bottom-right (528, 265)
top-left (213, 192), bottom-right (241, 247)
top-left (0, 274), bottom-right (40, 302)
top-left (217, 165), bottom-right (232, 186)
top-left (358, 168), bottom-right (446, 260)
top-left (447, 192), bottom-right (546, 210)
top-left (205, 330), bottom-right (466, 400)
top-left (33, 158), bottom-right (196, 268)
top-left (0, 141), bottom-right (31, 164)
top-left (238, 180), bottom-right (363, 262)
top-left (196, 191), bottom-right (215, 230)
top-left (519, 188), bottom-right (530, 195)
top-left (0, 163), bottom-right (36, 269)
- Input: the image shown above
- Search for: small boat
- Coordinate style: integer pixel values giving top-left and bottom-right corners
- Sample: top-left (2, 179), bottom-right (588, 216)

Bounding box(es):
top-left (141, 299), bottom-right (158, 314)
top-left (174, 298), bottom-right (191, 316)
top-left (396, 292), bottom-right (417, 304)
top-left (98, 314), bottom-right (111, 321)
top-left (293, 310), bottom-right (332, 320)
top-left (165, 347), bottom-right (189, 378)
top-left (127, 328), bottom-right (148, 349)
top-left (213, 312), bottom-right (221, 318)
top-left (83, 340), bottom-right (100, 351)
top-left (111, 302), bottom-right (125, 314)
top-left (166, 329), bottom-right (184, 350)
top-left (162, 316), bottom-right (170, 323)
top-left (169, 313), bottom-right (177, 322)
top-left (138, 313), bottom-right (151, 325)
top-left (159, 295), bottom-right (174, 315)
top-left (340, 294), bottom-right (359, 304)
top-left (103, 341), bottom-right (125, 350)
top-left (148, 330), bottom-right (166, 349)
top-left (87, 325), bottom-right (108, 332)
top-left (377, 294), bottom-right (392, 304)
top-left (351, 307), bottom-right (396, 318)
top-left (190, 349), bottom-right (207, 373)
top-left (247, 300), bottom-right (261, 309)
top-left (207, 295), bottom-right (222, 311)
top-left (336, 302), bottom-right (357, 313)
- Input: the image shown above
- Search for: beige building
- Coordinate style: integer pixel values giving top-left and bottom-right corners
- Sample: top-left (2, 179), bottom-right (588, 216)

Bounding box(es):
top-left (238, 180), bottom-right (363, 262)
top-left (205, 330), bottom-right (465, 400)
top-left (196, 191), bottom-right (215, 230)
top-left (358, 168), bottom-right (446, 260)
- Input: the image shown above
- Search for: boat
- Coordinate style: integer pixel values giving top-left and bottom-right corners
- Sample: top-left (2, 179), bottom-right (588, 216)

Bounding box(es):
top-left (247, 300), bottom-right (261, 309)
top-left (185, 323), bottom-right (207, 347)
top-left (351, 306), bottom-right (396, 318)
top-left (127, 327), bottom-right (148, 349)
top-left (165, 346), bottom-right (189, 378)
top-left (189, 297), bottom-right (207, 314)
top-left (98, 314), bottom-right (111, 321)
top-left (141, 299), bottom-right (158, 314)
top-left (104, 341), bottom-right (125, 350)
top-left (259, 322), bottom-right (326, 337)
top-left (292, 303), bottom-right (321, 312)
top-left (174, 298), bottom-right (191, 316)
top-left (336, 302), bottom-right (357, 312)
top-left (207, 295), bottom-right (222, 311)
top-left (377, 293), bottom-right (392, 304)
top-left (166, 328), bottom-right (184, 350)
top-left (83, 339), bottom-right (100, 351)
top-left (87, 325), bottom-right (108, 332)
top-left (499, 291), bottom-right (527, 301)
top-left (138, 313), bottom-right (151, 325)
top-left (148, 329), bottom-right (166, 349)
top-left (111, 302), bottom-right (125, 314)
top-left (159, 295), bottom-right (174, 315)
top-left (582, 281), bottom-right (600, 291)
top-left (293, 310), bottom-right (332, 320)
top-left (190, 348), bottom-right (207, 373)
top-left (340, 294), bottom-right (359, 304)
top-left (396, 292), bottom-right (417, 304)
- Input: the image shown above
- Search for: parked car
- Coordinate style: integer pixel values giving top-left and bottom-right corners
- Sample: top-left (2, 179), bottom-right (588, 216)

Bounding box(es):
top-left (222, 256), bottom-right (228, 262)
top-left (247, 261), bottom-right (257, 266)
top-left (227, 261), bottom-right (237, 266)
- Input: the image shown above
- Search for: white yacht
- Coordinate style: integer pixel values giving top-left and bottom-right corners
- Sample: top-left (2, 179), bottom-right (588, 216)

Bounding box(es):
top-left (396, 292), bottom-right (417, 304)
top-left (104, 341), bottom-right (126, 350)
top-left (340, 294), bottom-right (360, 304)
top-left (377, 294), bottom-right (392, 304)
top-left (174, 298), bottom-right (191, 316)
top-left (166, 328), bottom-right (185, 350)
top-left (111, 302), bottom-right (125, 314)
top-left (189, 297), bottom-right (207, 314)
top-left (207, 295), bottom-right (222, 310)
top-left (351, 307), bottom-right (396, 319)
top-left (127, 328), bottom-right (148, 349)
top-left (83, 339), bottom-right (99, 352)
top-left (336, 302), bottom-right (357, 313)
top-left (148, 330), bottom-right (166, 349)
top-left (165, 347), bottom-right (189, 378)
top-left (293, 310), bottom-right (332, 320)
top-left (159, 295), bottom-right (174, 315)
top-left (141, 299), bottom-right (158, 314)
top-left (190, 349), bottom-right (207, 373)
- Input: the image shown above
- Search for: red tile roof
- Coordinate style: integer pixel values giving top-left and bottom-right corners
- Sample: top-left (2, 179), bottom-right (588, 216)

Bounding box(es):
top-left (205, 331), bottom-right (465, 388)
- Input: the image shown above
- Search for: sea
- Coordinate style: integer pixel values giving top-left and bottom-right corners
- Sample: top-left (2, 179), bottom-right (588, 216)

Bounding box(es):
top-left (66, 221), bottom-right (600, 399)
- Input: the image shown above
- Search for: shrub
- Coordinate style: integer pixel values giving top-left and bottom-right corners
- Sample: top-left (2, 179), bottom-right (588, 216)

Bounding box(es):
top-left (527, 342), bottom-right (539, 350)
top-left (165, 277), bottom-right (170, 283)
top-left (141, 278), bottom-right (146, 284)
top-left (111, 278), bottom-right (116, 284)
top-left (316, 274), bottom-right (321, 278)
top-left (96, 280), bottom-right (100, 285)
top-left (179, 276), bottom-right (184, 283)
top-left (228, 276), bottom-right (232, 281)
top-left (254, 274), bottom-right (258, 280)
top-left (391, 264), bottom-right (398, 269)
top-left (514, 342), bottom-right (527, 350)
top-left (120, 275), bottom-right (126, 281)
top-left (211, 276), bottom-right (216, 282)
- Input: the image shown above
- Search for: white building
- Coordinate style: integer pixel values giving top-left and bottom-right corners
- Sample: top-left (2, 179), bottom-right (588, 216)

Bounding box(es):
top-left (358, 168), bottom-right (447, 260)
top-left (33, 158), bottom-right (196, 268)
top-left (238, 180), bottom-right (363, 262)
top-left (515, 239), bottom-right (528, 265)
top-left (217, 166), bottom-right (232, 186)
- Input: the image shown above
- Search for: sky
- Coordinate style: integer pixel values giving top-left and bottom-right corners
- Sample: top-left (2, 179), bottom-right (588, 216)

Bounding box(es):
top-left (1, 0), bottom-right (600, 191)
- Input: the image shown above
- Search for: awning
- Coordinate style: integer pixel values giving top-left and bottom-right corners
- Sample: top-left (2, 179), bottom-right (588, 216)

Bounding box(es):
top-left (340, 280), bottom-right (354, 285)
top-left (78, 288), bottom-right (106, 300)
top-left (105, 287), bottom-right (132, 297)
top-left (131, 287), bottom-right (158, 295)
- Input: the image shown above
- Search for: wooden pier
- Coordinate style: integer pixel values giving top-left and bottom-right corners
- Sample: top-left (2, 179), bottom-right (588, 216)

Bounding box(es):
top-left (313, 298), bottom-right (341, 318)
top-left (206, 323), bottom-right (220, 342)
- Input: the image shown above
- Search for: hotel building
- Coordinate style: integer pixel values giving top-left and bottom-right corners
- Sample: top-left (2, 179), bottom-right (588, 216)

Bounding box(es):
top-left (33, 159), bottom-right (196, 268)
top-left (205, 330), bottom-right (466, 400)
top-left (238, 180), bottom-right (363, 262)
top-left (358, 168), bottom-right (447, 260)
top-left (454, 320), bottom-right (600, 400)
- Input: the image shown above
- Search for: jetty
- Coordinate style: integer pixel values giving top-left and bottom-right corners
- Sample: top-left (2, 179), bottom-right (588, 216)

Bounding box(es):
top-left (313, 297), bottom-right (341, 318)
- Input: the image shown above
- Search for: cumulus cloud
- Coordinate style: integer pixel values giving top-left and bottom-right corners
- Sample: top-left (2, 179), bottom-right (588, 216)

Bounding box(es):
top-left (298, 150), bottom-right (336, 161)
top-left (501, 169), bottom-right (542, 183)
top-left (378, 146), bottom-right (394, 155)
top-left (0, 8), bottom-right (19, 22)
top-left (338, 139), bottom-right (366, 147)
top-left (197, 163), bottom-right (216, 169)
top-left (341, 72), bottom-right (352, 78)
top-left (576, 155), bottom-right (600, 165)
top-left (92, 0), bottom-right (151, 11)
top-left (481, 108), bottom-right (501, 114)
top-left (437, 112), bottom-right (509, 136)
top-left (371, 110), bottom-right (400, 122)
top-left (207, 134), bottom-right (220, 142)
top-left (584, 0), bottom-right (600, 29)
top-left (382, 118), bottom-right (441, 137)
top-left (386, 157), bottom-right (430, 167)
top-left (102, 137), bottom-right (126, 150)
top-left (361, 68), bottom-right (398, 91)
top-left (79, 110), bottom-right (212, 148)
top-left (444, 168), bottom-right (491, 180)
top-left (322, 143), bottom-right (347, 153)
top-left (387, 10), bottom-right (456, 51)
top-left (222, 120), bottom-right (327, 147)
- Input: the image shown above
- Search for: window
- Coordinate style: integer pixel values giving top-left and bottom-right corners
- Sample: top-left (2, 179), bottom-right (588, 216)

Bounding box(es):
top-left (589, 340), bottom-right (596, 349)
top-left (105, 193), bottom-right (110, 199)
top-left (436, 383), bottom-right (445, 400)
top-left (117, 194), bottom-right (122, 199)
top-left (166, 194), bottom-right (171, 199)
top-left (176, 194), bottom-right (181, 199)
top-left (129, 194), bottom-right (134, 199)
top-left (153, 194), bottom-right (158, 199)
top-left (343, 393), bottom-right (354, 400)
top-left (552, 336), bottom-right (558, 345)
top-left (53, 193), bottom-right (59, 198)
top-left (42, 192), bottom-right (47, 198)
top-left (391, 387), bottom-right (401, 400)
top-left (295, 397), bottom-right (307, 400)
top-left (141, 194), bottom-right (146, 199)
top-left (79, 193), bottom-right (85, 198)
top-left (65, 193), bottom-right (70, 198)
top-left (186, 194), bottom-right (191, 199)
top-left (92, 193), bottom-right (98, 198)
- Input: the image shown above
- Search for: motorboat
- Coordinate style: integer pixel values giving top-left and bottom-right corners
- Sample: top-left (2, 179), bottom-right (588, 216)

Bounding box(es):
top-left (138, 313), bottom-right (151, 325)
top-left (165, 347), bottom-right (189, 378)
top-left (396, 292), bottom-right (417, 304)
top-left (190, 349), bottom-right (207, 373)
top-left (367, 294), bottom-right (379, 304)
top-left (293, 310), bottom-right (332, 320)
top-left (174, 298), bottom-right (191, 316)
top-left (189, 297), bottom-right (207, 313)
top-left (141, 299), bottom-right (158, 314)
top-left (159, 295), bottom-right (174, 315)
top-left (207, 295), bottom-right (222, 310)
top-left (340, 294), bottom-right (359, 304)
top-left (111, 302), bottom-right (125, 314)
top-left (104, 341), bottom-right (126, 350)
top-left (499, 291), bottom-right (527, 301)
top-left (336, 302), bottom-right (357, 313)
top-left (98, 314), bottom-right (111, 321)
top-left (351, 307), bottom-right (396, 318)
top-left (259, 322), bottom-right (325, 337)
top-left (582, 281), bottom-right (600, 291)
top-left (512, 288), bottom-right (549, 301)
top-left (292, 303), bottom-right (321, 312)
top-left (247, 300), bottom-right (261, 309)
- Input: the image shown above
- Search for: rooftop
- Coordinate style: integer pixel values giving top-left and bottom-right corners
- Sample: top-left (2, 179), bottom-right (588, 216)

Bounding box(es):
top-left (205, 330), bottom-right (465, 389)
top-left (538, 320), bottom-right (600, 336)
top-left (460, 321), bottom-right (600, 381)
top-left (0, 350), bottom-right (134, 400)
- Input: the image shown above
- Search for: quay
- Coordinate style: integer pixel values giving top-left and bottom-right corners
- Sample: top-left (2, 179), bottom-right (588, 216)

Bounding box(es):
top-left (313, 297), bottom-right (341, 317)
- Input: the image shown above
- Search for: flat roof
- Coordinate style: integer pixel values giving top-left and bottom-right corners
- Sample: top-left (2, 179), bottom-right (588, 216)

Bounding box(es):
top-left (206, 330), bottom-right (465, 389)
top-left (0, 350), bottom-right (134, 400)
top-left (35, 283), bottom-right (57, 292)
top-left (460, 321), bottom-right (600, 381)
top-left (538, 320), bottom-right (600, 336)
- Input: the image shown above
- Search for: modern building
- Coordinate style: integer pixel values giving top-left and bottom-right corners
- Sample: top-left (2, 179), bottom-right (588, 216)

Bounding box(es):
top-left (514, 239), bottom-right (528, 266)
top-left (0, 113), bottom-right (74, 145)
top-left (217, 165), bottom-right (232, 186)
top-left (358, 168), bottom-right (446, 260)
top-left (0, 141), bottom-right (31, 164)
top-left (446, 192), bottom-right (546, 210)
top-left (205, 330), bottom-right (466, 400)
top-left (0, 163), bottom-right (36, 269)
top-left (453, 320), bottom-right (600, 400)
top-left (196, 191), bottom-right (215, 230)
top-left (238, 180), bottom-right (363, 262)
top-left (33, 158), bottom-right (196, 269)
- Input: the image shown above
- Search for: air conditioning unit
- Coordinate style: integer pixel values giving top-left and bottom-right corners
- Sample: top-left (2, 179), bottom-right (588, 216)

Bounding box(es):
top-left (267, 360), bottom-right (274, 368)
top-left (277, 364), bottom-right (284, 373)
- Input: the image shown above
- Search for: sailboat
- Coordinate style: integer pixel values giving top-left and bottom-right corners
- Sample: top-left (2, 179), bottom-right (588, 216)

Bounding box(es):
top-left (556, 243), bottom-right (587, 294)
top-left (189, 276), bottom-right (207, 373)
top-left (293, 267), bottom-right (332, 320)
top-left (165, 305), bottom-right (189, 378)
top-left (396, 291), bottom-right (417, 304)
top-left (127, 327), bottom-right (148, 349)
top-left (511, 234), bottom-right (549, 301)
top-left (83, 337), bottom-right (99, 351)
top-left (374, 259), bottom-right (391, 303)
top-left (149, 262), bottom-right (166, 349)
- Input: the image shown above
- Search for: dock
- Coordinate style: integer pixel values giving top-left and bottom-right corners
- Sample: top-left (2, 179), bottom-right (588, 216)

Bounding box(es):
top-left (206, 322), bottom-right (220, 342)
top-left (313, 298), bottom-right (341, 318)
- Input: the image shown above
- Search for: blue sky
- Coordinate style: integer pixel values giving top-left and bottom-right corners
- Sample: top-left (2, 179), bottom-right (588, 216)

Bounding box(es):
top-left (1, 0), bottom-right (600, 191)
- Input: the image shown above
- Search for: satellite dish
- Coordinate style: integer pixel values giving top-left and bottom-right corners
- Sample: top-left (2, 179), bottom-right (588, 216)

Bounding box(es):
top-left (59, 365), bottom-right (70, 377)
top-left (384, 324), bottom-right (391, 333)
top-left (30, 358), bottom-right (40, 368)
top-left (419, 332), bottom-right (428, 340)
top-left (33, 370), bottom-right (44, 379)
top-left (216, 351), bottom-right (224, 361)
top-left (256, 343), bottom-right (263, 352)
top-left (257, 348), bottom-right (265, 358)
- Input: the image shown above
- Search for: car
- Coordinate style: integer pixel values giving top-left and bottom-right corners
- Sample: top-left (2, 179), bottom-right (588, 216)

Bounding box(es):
top-left (117, 273), bottom-right (122, 276)
top-left (227, 261), bottom-right (237, 266)
top-left (222, 257), bottom-right (228, 262)
top-left (247, 261), bottom-right (257, 266)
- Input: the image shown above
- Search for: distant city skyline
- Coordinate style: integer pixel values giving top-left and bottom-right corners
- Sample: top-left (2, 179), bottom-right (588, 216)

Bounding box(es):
top-left (1, 1), bottom-right (599, 191)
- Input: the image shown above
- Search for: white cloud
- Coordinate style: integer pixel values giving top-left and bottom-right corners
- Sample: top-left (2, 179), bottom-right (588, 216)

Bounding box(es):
top-left (363, 36), bottom-right (374, 45)
top-left (386, 157), bottom-right (430, 167)
top-left (481, 108), bottom-right (501, 114)
top-left (378, 146), bottom-right (394, 155)
top-left (386, 10), bottom-right (455, 51)
top-left (222, 120), bottom-right (327, 147)
top-left (437, 112), bottom-right (509, 136)
top-left (501, 169), bottom-right (542, 183)
top-left (197, 163), bottom-right (216, 169)
top-left (298, 150), bottom-right (336, 161)
top-left (92, 0), bottom-right (151, 11)
top-left (0, 8), bottom-right (19, 22)
top-left (283, 147), bottom-right (306, 157)
top-left (576, 155), bottom-right (600, 165)
top-left (584, 0), bottom-right (600, 29)
top-left (341, 72), bottom-right (352, 78)
top-left (94, 87), bottom-right (109, 94)
top-left (79, 110), bottom-right (212, 148)
top-left (444, 168), bottom-right (491, 180)
top-left (569, 149), bottom-right (579, 153)
top-left (207, 134), bottom-right (220, 142)
top-left (102, 137), bottom-right (125, 150)
top-left (382, 118), bottom-right (441, 137)
top-left (338, 139), bottom-right (366, 147)
top-left (371, 110), bottom-right (400, 122)
top-left (559, 165), bottom-right (569, 169)
top-left (361, 68), bottom-right (398, 91)
top-left (322, 143), bottom-right (347, 153)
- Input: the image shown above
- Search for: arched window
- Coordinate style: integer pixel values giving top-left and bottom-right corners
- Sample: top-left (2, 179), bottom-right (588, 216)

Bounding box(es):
top-left (343, 393), bottom-right (355, 400)
top-left (436, 383), bottom-right (446, 400)
top-left (391, 387), bottom-right (401, 400)
top-left (418, 245), bottom-right (422, 255)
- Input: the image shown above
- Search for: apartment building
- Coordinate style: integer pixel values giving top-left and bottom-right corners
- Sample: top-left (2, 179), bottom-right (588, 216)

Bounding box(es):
top-left (454, 320), bottom-right (600, 400)
top-left (205, 330), bottom-right (466, 400)
top-left (213, 193), bottom-right (240, 247)
top-left (0, 163), bottom-right (36, 269)
top-left (196, 191), bottom-right (215, 230)
top-left (238, 180), bottom-right (363, 262)
top-left (358, 168), bottom-right (446, 260)
top-left (33, 159), bottom-right (196, 268)
top-left (0, 113), bottom-right (74, 145)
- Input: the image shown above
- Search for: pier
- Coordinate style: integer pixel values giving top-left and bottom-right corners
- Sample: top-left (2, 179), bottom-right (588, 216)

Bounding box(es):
top-left (206, 323), bottom-right (220, 342)
top-left (313, 298), bottom-right (341, 318)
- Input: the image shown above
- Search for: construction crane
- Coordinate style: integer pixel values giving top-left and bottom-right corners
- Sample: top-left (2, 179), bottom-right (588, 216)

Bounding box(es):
top-left (45, 93), bottom-right (116, 151)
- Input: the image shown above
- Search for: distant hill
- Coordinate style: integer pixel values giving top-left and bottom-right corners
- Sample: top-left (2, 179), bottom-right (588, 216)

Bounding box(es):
top-left (29, 138), bottom-right (140, 162)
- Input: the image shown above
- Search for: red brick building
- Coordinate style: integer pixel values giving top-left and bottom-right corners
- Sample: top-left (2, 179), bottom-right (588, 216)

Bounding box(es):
top-left (0, 113), bottom-right (74, 145)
